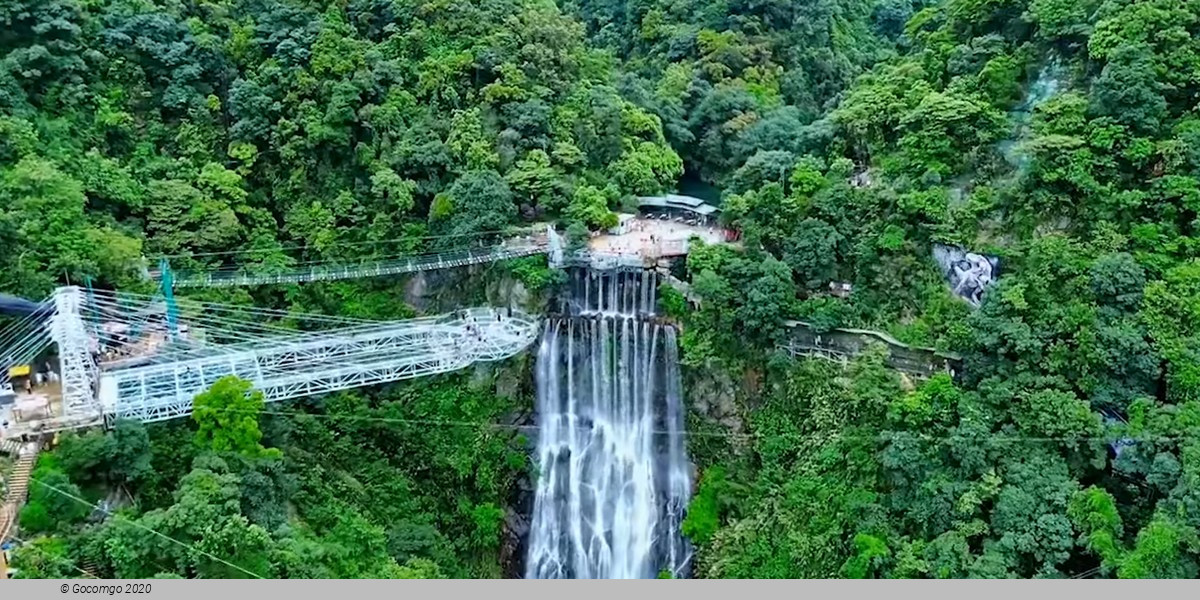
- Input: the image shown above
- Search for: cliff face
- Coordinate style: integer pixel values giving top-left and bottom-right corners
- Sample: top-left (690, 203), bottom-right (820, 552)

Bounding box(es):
top-left (402, 264), bottom-right (540, 316)
top-left (393, 260), bottom-right (548, 578)
top-left (686, 364), bottom-right (744, 434)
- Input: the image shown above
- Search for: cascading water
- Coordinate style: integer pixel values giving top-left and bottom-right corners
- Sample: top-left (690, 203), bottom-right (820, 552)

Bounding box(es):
top-left (525, 268), bottom-right (692, 579)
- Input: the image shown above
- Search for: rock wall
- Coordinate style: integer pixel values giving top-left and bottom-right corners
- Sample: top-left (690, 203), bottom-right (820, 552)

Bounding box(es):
top-left (399, 260), bottom-right (546, 578)
top-left (402, 262), bottom-right (542, 315)
top-left (686, 363), bottom-right (744, 434)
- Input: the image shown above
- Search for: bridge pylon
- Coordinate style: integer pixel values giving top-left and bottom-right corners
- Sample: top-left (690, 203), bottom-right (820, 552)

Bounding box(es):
top-left (47, 286), bottom-right (101, 423)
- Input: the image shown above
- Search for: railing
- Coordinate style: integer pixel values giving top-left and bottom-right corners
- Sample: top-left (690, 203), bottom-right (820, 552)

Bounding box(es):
top-left (0, 443), bottom-right (38, 545)
top-left (94, 307), bottom-right (540, 425)
top-left (780, 320), bottom-right (961, 379)
top-left (164, 242), bottom-right (549, 288)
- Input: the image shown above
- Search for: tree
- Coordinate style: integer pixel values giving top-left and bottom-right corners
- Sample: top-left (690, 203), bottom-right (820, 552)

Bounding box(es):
top-left (434, 171), bottom-right (517, 238)
top-left (1030, 0), bottom-right (1100, 43)
top-left (0, 156), bottom-right (138, 294)
top-left (57, 419), bottom-right (151, 488)
top-left (783, 218), bottom-right (843, 288)
top-left (145, 179), bottom-right (242, 256)
top-left (1143, 262), bottom-right (1200, 401)
top-left (1089, 252), bottom-right (1145, 310)
top-left (192, 377), bottom-right (276, 459)
top-left (1090, 44), bottom-right (1167, 134)
top-left (19, 459), bottom-right (88, 534)
top-left (102, 464), bottom-right (275, 579)
top-left (10, 537), bottom-right (76, 579)
top-left (737, 255), bottom-right (796, 343)
top-left (369, 167), bottom-right (416, 213)
top-left (682, 466), bottom-right (727, 545)
top-left (564, 184), bottom-right (618, 230)
top-left (505, 150), bottom-right (561, 212)
top-left (1068, 486), bottom-right (1124, 572)
top-left (607, 140), bottom-right (684, 196)
top-left (729, 150), bottom-right (795, 195)
top-left (1118, 517), bottom-right (1198, 579)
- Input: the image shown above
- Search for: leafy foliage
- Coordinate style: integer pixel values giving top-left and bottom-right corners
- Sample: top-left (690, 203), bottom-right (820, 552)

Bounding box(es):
top-left (676, 0), bottom-right (1200, 580)
top-left (8, 0), bottom-right (1200, 581)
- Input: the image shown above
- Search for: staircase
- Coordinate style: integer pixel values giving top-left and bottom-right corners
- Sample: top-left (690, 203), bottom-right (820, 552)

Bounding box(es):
top-left (0, 442), bottom-right (39, 544)
top-left (78, 556), bottom-right (100, 579)
top-left (0, 441), bottom-right (96, 580)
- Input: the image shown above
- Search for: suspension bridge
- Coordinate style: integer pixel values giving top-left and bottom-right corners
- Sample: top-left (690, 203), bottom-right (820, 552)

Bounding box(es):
top-left (0, 215), bottom-right (728, 439)
top-left (0, 229), bottom-right (573, 439)
top-left (160, 236), bottom-right (551, 288)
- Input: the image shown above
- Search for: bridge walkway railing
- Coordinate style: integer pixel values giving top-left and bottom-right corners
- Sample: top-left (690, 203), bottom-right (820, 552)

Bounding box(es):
top-left (165, 242), bottom-right (548, 289)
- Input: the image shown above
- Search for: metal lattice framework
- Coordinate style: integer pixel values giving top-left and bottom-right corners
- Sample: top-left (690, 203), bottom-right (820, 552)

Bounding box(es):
top-left (48, 288), bottom-right (100, 418)
top-left (165, 241), bottom-right (548, 288)
top-left (98, 307), bottom-right (538, 424)
top-left (2, 287), bottom-right (539, 434)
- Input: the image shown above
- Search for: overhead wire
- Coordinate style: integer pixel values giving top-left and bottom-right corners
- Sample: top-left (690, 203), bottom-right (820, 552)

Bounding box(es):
top-left (193, 404), bottom-right (1166, 445)
top-left (7, 535), bottom-right (99, 579)
top-left (26, 476), bottom-right (267, 579)
top-left (152, 226), bottom-right (541, 260)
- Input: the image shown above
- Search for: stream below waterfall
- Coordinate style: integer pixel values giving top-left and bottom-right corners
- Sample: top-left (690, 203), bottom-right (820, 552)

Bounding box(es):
top-left (525, 268), bottom-right (692, 579)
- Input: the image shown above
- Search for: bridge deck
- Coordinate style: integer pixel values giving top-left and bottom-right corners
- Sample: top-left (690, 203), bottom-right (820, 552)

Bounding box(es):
top-left (2, 303), bottom-right (539, 436)
top-left (167, 243), bottom-right (547, 288)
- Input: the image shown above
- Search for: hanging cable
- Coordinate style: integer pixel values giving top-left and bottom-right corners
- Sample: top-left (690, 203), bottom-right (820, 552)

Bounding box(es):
top-left (26, 477), bottom-right (266, 579)
top-left (151, 226), bottom-right (540, 260)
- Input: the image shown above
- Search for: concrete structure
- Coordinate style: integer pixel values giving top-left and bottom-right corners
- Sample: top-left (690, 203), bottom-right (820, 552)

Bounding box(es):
top-left (781, 320), bottom-right (961, 380)
top-left (608, 213), bottom-right (637, 236)
top-left (588, 217), bottom-right (728, 258)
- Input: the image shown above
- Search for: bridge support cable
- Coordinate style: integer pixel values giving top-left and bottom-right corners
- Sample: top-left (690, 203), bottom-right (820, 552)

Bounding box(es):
top-left (0, 286), bottom-right (539, 434)
top-left (159, 240), bottom-right (549, 289)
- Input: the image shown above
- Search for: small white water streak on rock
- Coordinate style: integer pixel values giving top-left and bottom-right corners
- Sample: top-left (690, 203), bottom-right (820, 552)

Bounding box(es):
top-left (525, 269), bottom-right (692, 579)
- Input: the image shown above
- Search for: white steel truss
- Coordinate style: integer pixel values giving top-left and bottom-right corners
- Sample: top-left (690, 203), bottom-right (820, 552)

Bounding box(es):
top-left (10, 293), bottom-right (539, 435)
top-left (97, 307), bottom-right (539, 425)
top-left (48, 287), bottom-right (100, 419)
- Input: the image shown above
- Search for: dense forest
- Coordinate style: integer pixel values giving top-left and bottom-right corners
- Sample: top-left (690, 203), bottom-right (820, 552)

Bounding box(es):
top-left (2, 0), bottom-right (1199, 579)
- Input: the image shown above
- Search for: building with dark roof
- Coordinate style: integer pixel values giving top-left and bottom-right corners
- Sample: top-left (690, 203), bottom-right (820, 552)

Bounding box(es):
top-left (636, 194), bottom-right (720, 217)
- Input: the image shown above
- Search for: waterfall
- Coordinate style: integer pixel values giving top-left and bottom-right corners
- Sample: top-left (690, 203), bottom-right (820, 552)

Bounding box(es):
top-left (525, 269), bottom-right (692, 579)
top-left (1001, 57), bottom-right (1068, 169)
